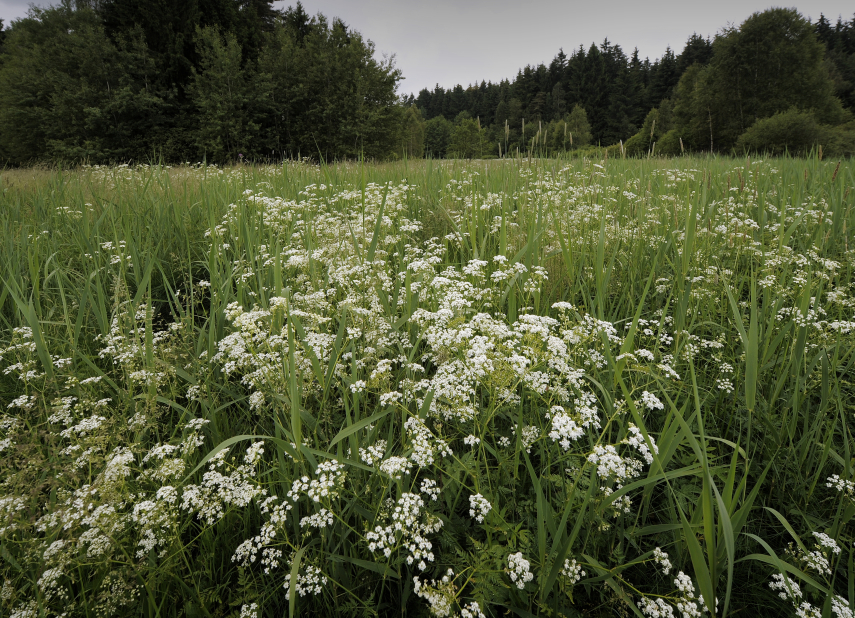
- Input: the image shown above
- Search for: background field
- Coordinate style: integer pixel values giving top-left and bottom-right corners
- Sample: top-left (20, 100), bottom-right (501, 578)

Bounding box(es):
top-left (1, 155), bottom-right (854, 618)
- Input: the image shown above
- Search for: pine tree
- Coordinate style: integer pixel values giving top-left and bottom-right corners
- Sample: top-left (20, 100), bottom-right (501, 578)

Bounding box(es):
top-left (676, 34), bottom-right (713, 75)
top-left (603, 69), bottom-right (634, 143)
top-left (649, 46), bottom-right (678, 104)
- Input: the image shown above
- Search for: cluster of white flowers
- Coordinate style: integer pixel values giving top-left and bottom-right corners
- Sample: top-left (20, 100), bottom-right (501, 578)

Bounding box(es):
top-left (420, 478), bottom-right (441, 501)
top-left (379, 456), bottom-right (412, 480)
top-left (7, 394), bottom-right (36, 410)
top-left (232, 496), bottom-right (291, 571)
top-left (561, 558), bottom-right (585, 584)
top-left (767, 573), bottom-right (850, 618)
top-left (413, 569), bottom-right (457, 618)
top-left (405, 417), bottom-right (452, 468)
top-left (460, 601), bottom-right (487, 618)
top-left (468, 493), bottom-right (491, 523)
top-left (546, 405), bottom-right (584, 450)
top-left (638, 564), bottom-right (712, 618)
top-left (639, 597), bottom-right (675, 618)
top-left (239, 602), bottom-right (259, 618)
top-left (832, 596), bottom-right (854, 618)
top-left (623, 424), bottom-right (659, 465)
top-left (672, 572), bottom-right (706, 618)
top-left (366, 493), bottom-right (442, 570)
top-left (638, 391), bottom-right (664, 411)
top-left (507, 552), bottom-right (534, 589)
top-left (299, 508), bottom-right (334, 529)
top-left (359, 440), bottom-right (387, 465)
top-left (588, 445), bottom-right (643, 483)
top-left (653, 547), bottom-right (672, 574)
top-left (513, 424), bottom-right (540, 453)
top-left (827, 474), bottom-right (855, 497)
top-left (307, 461), bottom-right (345, 502)
top-left (181, 449), bottom-right (264, 525)
top-left (283, 565), bottom-right (327, 600)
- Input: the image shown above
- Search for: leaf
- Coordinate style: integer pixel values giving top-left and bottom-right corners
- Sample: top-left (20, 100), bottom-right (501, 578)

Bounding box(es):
top-left (330, 407), bottom-right (395, 448)
top-left (289, 546), bottom-right (307, 618)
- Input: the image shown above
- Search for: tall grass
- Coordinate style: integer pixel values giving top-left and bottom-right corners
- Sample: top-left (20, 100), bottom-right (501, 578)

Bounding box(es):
top-left (0, 155), bottom-right (853, 618)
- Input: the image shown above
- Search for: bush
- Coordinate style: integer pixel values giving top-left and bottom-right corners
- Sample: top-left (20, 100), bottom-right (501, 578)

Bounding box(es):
top-left (623, 132), bottom-right (648, 156)
top-left (657, 129), bottom-right (683, 156)
top-left (735, 109), bottom-right (823, 156)
top-left (824, 120), bottom-right (855, 157)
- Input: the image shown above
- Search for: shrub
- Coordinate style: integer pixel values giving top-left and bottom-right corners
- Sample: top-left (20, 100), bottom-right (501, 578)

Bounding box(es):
top-left (735, 108), bottom-right (823, 155)
top-left (657, 129), bottom-right (683, 155)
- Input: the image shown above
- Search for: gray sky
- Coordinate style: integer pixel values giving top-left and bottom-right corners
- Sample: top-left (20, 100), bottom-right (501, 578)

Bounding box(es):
top-left (2, 0), bottom-right (854, 95)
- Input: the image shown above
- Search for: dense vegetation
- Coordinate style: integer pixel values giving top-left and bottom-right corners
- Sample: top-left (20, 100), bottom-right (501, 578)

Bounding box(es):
top-left (0, 156), bottom-right (853, 617)
top-left (1, 3), bottom-right (854, 164)
top-left (0, 1), bottom-right (400, 164)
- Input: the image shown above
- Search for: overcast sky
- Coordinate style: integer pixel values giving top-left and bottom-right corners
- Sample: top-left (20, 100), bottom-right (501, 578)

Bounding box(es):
top-left (2, 0), bottom-right (854, 95)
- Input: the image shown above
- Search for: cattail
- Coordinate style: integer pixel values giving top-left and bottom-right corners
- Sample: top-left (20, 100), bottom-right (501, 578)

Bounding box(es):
top-left (818, 144), bottom-right (823, 161)
top-left (832, 160), bottom-right (841, 182)
top-left (679, 137), bottom-right (684, 154)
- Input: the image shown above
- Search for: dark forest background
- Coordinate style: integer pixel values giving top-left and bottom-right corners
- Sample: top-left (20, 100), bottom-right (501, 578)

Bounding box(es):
top-left (0, 1), bottom-right (854, 164)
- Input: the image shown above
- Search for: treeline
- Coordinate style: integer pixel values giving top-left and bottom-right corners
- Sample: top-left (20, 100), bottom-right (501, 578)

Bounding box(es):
top-left (407, 8), bottom-right (855, 158)
top-left (0, 1), bottom-right (401, 164)
top-left (410, 37), bottom-right (711, 151)
top-left (1, 4), bottom-right (854, 164)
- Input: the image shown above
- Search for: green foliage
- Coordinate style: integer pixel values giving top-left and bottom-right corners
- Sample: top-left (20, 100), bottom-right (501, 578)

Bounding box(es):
top-left (825, 119), bottom-right (855, 156)
top-left (448, 113), bottom-right (485, 158)
top-left (190, 27), bottom-right (259, 163)
top-left (565, 105), bottom-right (591, 148)
top-left (0, 156), bottom-right (854, 617)
top-left (400, 105), bottom-right (425, 159)
top-left (735, 109), bottom-right (825, 156)
top-left (2, 4), bottom-right (852, 163)
top-left (0, 3), bottom-right (401, 165)
top-left (0, 5), bottom-right (167, 163)
top-left (625, 104), bottom-right (674, 156)
top-left (424, 116), bottom-right (452, 158)
top-left (735, 111), bottom-right (855, 157)
top-left (253, 14), bottom-right (401, 161)
top-left (674, 8), bottom-right (846, 151)
top-left (657, 128), bottom-right (683, 155)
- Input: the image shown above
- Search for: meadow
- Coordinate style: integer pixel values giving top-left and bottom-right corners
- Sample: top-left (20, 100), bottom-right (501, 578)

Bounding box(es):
top-left (0, 155), bottom-right (853, 618)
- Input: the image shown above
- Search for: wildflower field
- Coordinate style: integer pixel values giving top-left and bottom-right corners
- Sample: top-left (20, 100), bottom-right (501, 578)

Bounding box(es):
top-left (1, 156), bottom-right (854, 618)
